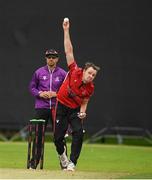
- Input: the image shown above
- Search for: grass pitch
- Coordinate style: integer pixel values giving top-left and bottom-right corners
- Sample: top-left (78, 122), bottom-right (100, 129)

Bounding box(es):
top-left (0, 142), bottom-right (152, 179)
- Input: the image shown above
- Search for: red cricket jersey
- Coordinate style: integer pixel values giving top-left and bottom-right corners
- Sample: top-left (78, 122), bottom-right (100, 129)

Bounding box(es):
top-left (57, 61), bottom-right (94, 108)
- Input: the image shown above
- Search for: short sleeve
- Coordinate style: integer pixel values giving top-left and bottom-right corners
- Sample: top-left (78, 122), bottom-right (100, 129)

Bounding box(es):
top-left (86, 84), bottom-right (94, 99)
top-left (68, 61), bottom-right (78, 72)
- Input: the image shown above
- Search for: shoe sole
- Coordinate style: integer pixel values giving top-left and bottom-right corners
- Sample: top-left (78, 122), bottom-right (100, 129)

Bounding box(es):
top-left (65, 168), bottom-right (75, 172)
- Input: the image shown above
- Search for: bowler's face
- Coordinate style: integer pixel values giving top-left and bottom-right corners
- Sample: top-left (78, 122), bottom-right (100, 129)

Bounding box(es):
top-left (82, 67), bottom-right (97, 83)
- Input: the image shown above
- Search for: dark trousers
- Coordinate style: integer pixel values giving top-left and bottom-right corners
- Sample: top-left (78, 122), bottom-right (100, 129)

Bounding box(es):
top-left (54, 101), bottom-right (84, 165)
top-left (30, 108), bottom-right (55, 167)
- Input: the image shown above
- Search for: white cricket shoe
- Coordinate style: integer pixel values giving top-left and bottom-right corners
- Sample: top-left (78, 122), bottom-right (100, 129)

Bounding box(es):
top-left (66, 161), bottom-right (75, 171)
top-left (59, 150), bottom-right (69, 169)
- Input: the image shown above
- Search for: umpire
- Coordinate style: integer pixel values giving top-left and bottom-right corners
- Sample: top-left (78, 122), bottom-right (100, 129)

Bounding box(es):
top-left (29, 49), bottom-right (66, 169)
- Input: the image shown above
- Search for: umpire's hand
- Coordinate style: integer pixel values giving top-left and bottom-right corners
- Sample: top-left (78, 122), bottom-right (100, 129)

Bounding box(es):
top-left (39, 91), bottom-right (50, 99)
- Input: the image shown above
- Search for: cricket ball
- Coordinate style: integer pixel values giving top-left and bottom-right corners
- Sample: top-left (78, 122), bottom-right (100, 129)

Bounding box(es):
top-left (64, 17), bottom-right (69, 22)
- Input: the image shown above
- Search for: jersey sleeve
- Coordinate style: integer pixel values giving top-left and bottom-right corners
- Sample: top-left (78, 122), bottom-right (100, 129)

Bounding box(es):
top-left (29, 71), bottom-right (40, 97)
top-left (68, 61), bottom-right (78, 72)
top-left (85, 84), bottom-right (95, 99)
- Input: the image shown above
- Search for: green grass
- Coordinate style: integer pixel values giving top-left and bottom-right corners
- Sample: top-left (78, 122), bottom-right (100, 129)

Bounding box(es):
top-left (0, 142), bottom-right (152, 179)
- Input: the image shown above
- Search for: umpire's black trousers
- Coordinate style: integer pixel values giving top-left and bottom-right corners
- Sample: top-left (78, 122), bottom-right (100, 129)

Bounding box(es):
top-left (54, 101), bottom-right (84, 165)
